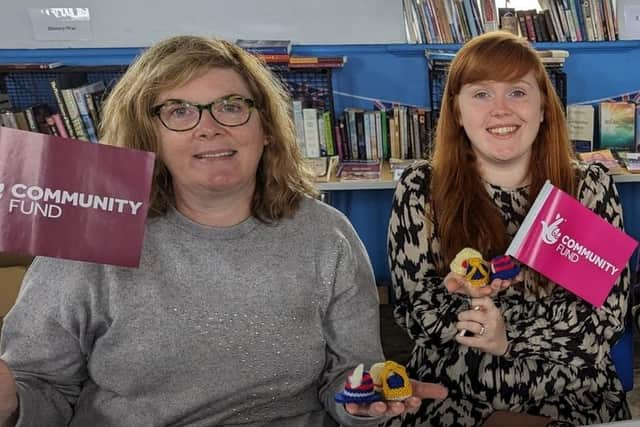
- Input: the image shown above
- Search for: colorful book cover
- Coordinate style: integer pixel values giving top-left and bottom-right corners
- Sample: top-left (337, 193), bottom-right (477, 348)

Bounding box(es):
top-left (599, 101), bottom-right (636, 151)
top-left (506, 180), bottom-right (638, 307)
top-left (0, 127), bottom-right (155, 267)
top-left (567, 104), bottom-right (594, 152)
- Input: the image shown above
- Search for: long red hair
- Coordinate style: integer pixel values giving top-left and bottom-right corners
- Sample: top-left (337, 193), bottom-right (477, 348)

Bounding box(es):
top-left (431, 32), bottom-right (576, 273)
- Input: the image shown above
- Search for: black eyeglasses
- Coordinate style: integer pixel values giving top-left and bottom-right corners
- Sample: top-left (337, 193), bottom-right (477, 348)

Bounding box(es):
top-left (151, 95), bottom-right (256, 132)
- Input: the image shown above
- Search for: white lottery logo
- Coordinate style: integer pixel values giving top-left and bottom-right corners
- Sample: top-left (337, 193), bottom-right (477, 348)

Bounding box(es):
top-left (540, 213), bottom-right (564, 245)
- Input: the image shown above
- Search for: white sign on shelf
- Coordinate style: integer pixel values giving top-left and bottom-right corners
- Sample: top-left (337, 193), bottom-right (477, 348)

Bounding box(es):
top-left (28, 7), bottom-right (92, 41)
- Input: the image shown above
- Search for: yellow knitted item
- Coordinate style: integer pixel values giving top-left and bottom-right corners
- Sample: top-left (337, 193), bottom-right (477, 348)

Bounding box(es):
top-left (450, 247), bottom-right (483, 275)
top-left (380, 361), bottom-right (412, 401)
top-left (369, 362), bottom-right (385, 392)
top-left (464, 257), bottom-right (490, 287)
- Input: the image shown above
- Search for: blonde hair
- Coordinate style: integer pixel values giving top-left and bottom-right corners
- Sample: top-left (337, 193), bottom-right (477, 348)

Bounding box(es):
top-left (100, 35), bottom-right (318, 221)
top-left (430, 31), bottom-right (576, 272)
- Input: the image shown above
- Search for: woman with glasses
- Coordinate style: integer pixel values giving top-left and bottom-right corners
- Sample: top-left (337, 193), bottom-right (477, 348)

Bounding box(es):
top-left (0, 35), bottom-right (446, 426)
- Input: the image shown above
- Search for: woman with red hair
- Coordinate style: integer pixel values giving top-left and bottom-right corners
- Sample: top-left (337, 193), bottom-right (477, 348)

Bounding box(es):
top-left (387, 31), bottom-right (630, 426)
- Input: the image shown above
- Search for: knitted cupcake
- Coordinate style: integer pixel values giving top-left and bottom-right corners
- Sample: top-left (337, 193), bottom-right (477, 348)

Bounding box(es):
top-left (450, 247), bottom-right (483, 275)
top-left (334, 364), bottom-right (382, 404)
top-left (464, 257), bottom-right (490, 287)
top-left (378, 361), bottom-right (413, 401)
top-left (489, 255), bottom-right (521, 280)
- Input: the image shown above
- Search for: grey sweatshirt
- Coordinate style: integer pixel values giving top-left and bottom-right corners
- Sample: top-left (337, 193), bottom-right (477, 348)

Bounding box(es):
top-left (1, 197), bottom-right (386, 426)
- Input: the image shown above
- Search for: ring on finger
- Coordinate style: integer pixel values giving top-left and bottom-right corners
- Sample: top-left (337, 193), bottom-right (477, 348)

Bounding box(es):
top-left (479, 325), bottom-right (486, 336)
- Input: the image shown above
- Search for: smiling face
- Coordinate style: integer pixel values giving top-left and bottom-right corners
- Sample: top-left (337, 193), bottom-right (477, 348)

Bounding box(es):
top-left (155, 67), bottom-right (267, 206)
top-left (457, 70), bottom-right (544, 172)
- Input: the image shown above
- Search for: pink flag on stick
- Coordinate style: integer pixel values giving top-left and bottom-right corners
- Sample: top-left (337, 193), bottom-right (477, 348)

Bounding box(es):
top-left (0, 127), bottom-right (155, 267)
top-left (507, 180), bottom-right (638, 307)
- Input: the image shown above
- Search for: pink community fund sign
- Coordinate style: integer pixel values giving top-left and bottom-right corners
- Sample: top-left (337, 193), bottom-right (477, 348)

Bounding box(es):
top-left (507, 180), bottom-right (638, 307)
top-left (0, 127), bottom-right (155, 267)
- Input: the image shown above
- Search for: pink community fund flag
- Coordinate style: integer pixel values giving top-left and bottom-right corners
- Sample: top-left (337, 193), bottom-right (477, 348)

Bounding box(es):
top-left (507, 180), bottom-right (638, 307)
top-left (0, 127), bottom-right (155, 267)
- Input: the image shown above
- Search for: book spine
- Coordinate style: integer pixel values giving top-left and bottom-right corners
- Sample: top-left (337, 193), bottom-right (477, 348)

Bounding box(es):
top-left (363, 112), bottom-right (372, 160)
top-left (524, 10), bottom-right (538, 42)
top-left (322, 111), bottom-right (334, 156)
top-left (291, 100), bottom-right (306, 157)
top-left (72, 87), bottom-right (99, 143)
top-left (13, 111), bottom-right (30, 131)
top-left (302, 108), bottom-right (320, 158)
top-left (346, 110), bottom-right (359, 160)
top-left (255, 54), bottom-right (290, 63)
top-left (355, 111), bottom-right (366, 161)
top-left (317, 115), bottom-right (327, 157)
top-left (85, 93), bottom-right (101, 138)
top-left (61, 88), bottom-right (88, 141)
top-left (23, 108), bottom-right (39, 132)
top-left (380, 111), bottom-right (389, 160)
top-left (375, 111), bottom-right (383, 161)
top-left (0, 110), bottom-right (18, 129)
top-left (45, 115), bottom-right (60, 136)
top-left (369, 111), bottom-right (378, 160)
top-left (334, 123), bottom-right (343, 160)
top-left (50, 79), bottom-right (76, 139)
top-left (50, 113), bottom-right (69, 138)
top-left (339, 114), bottom-right (351, 160)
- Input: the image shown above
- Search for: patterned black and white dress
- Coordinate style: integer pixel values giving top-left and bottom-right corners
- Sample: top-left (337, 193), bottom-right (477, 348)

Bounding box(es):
top-left (386, 161), bottom-right (630, 427)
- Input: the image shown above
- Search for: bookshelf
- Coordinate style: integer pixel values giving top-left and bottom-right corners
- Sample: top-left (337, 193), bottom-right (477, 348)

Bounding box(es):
top-left (1, 41), bottom-right (640, 282)
top-left (0, 62), bottom-right (338, 144)
top-left (0, 41), bottom-right (639, 390)
top-left (316, 161), bottom-right (640, 191)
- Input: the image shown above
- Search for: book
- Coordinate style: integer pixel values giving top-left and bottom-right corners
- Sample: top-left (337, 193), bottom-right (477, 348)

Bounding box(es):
top-left (577, 149), bottom-right (627, 175)
top-left (0, 93), bottom-right (10, 110)
top-left (288, 56), bottom-right (346, 68)
top-left (599, 101), bottom-right (636, 151)
top-left (636, 103), bottom-right (640, 151)
top-left (337, 159), bottom-right (382, 180)
top-left (254, 54), bottom-right (290, 64)
top-left (0, 62), bottom-right (63, 71)
top-left (506, 180), bottom-right (638, 307)
top-left (536, 49), bottom-right (570, 58)
top-left (235, 39), bottom-right (292, 55)
top-left (567, 104), bottom-right (594, 152)
top-left (304, 155), bottom-right (339, 181)
top-left (0, 126), bottom-right (155, 267)
top-left (480, 0), bottom-right (498, 31)
top-left (0, 110), bottom-right (18, 128)
top-left (617, 152), bottom-right (640, 173)
top-left (302, 108), bottom-right (320, 158)
top-left (291, 100), bottom-right (306, 157)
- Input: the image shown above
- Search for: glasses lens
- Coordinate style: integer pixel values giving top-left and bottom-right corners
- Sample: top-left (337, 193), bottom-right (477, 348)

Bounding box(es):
top-left (212, 97), bottom-right (251, 126)
top-left (160, 102), bottom-right (200, 131)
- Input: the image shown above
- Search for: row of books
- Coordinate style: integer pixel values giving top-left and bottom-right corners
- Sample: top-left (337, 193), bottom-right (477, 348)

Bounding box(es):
top-left (404, 0), bottom-right (498, 44)
top-left (293, 104), bottom-right (434, 170)
top-left (235, 39), bottom-right (345, 68)
top-left (49, 74), bottom-right (106, 143)
top-left (577, 149), bottom-right (640, 174)
top-left (0, 73), bottom-right (106, 143)
top-left (336, 107), bottom-right (433, 162)
top-left (506, 0), bottom-right (617, 43)
top-left (404, 0), bottom-right (618, 43)
top-left (291, 102), bottom-right (336, 158)
top-left (567, 101), bottom-right (639, 153)
top-left (0, 105), bottom-right (66, 137)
